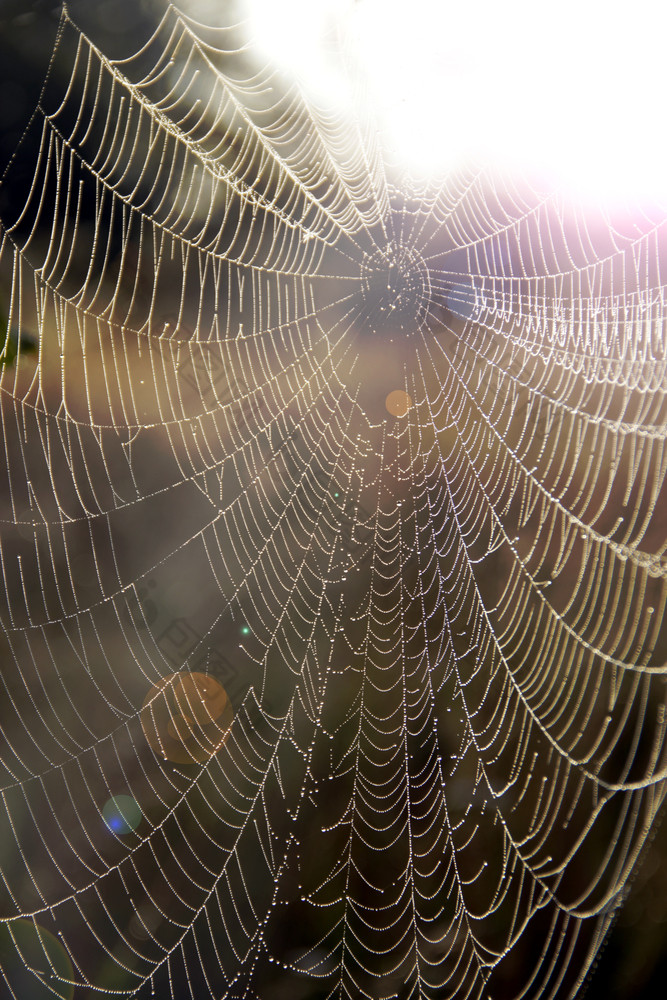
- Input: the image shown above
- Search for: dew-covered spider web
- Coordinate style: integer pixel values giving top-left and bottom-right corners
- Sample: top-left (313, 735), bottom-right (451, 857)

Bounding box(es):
top-left (1, 3), bottom-right (667, 999)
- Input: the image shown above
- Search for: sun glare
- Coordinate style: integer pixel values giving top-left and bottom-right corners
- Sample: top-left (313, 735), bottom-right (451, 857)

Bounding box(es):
top-left (244, 0), bottom-right (667, 202)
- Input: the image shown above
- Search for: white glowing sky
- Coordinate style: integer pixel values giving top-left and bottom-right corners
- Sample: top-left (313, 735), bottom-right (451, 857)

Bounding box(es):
top-left (242, 0), bottom-right (666, 203)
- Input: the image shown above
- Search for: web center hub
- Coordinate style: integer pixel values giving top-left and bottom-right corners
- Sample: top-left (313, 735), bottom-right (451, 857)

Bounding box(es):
top-left (358, 247), bottom-right (431, 339)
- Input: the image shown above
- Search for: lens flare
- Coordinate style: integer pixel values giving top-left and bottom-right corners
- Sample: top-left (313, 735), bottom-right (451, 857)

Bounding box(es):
top-left (0, 920), bottom-right (74, 1000)
top-left (102, 795), bottom-right (142, 835)
top-left (385, 390), bottom-right (413, 417)
top-left (141, 672), bottom-right (234, 765)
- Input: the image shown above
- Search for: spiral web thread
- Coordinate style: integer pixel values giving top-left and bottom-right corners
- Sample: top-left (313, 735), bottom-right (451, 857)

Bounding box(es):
top-left (0, 5), bottom-right (666, 999)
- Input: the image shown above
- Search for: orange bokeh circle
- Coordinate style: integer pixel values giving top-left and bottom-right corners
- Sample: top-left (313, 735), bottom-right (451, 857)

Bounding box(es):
top-left (385, 390), bottom-right (412, 417)
top-left (141, 672), bottom-right (233, 764)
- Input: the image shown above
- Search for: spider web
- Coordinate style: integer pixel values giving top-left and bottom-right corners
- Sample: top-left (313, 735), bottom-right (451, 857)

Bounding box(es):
top-left (0, 3), bottom-right (666, 999)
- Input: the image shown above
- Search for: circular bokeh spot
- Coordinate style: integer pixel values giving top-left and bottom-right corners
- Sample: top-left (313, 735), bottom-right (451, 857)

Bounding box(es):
top-left (141, 672), bottom-right (234, 765)
top-left (0, 919), bottom-right (74, 1000)
top-left (102, 795), bottom-right (142, 835)
top-left (128, 906), bottom-right (161, 942)
top-left (385, 390), bottom-right (413, 417)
